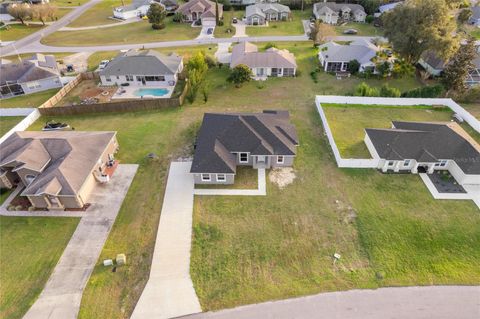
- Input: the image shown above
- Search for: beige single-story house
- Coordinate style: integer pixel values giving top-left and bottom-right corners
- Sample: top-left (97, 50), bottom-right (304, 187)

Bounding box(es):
top-left (313, 2), bottom-right (366, 24)
top-left (175, 0), bottom-right (222, 25)
top-left (365, 121), bottom-right (480, 186)
top-left (245, 3), bottom-right (291, 25)
top-left (191, 110), bottom-right (299, 185)
top-left (0, 131), bottom-right (119, 210)
top-left (230, 42), bottom-right (297, 79)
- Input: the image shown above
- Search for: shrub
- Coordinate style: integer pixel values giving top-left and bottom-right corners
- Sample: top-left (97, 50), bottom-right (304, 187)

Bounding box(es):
top-left (205, 55), bottom-right (217, 68)
top-left (227, 64), bottom-right (252, 87)
top-left (379, 84), bottom-right (401, 97)
top-left (264, 42), bottom-right (277, 50)
top-left (366, 15), bottom-right (374, 24)
top-left (310, 70), bottom-right (318, 83)
top-left (151, 23), bottom-right (165, 30)
top-left (354, 82), bottom-right (379, 96)
top-left (217, 19), bottom-right (224, 26)
top-left (401, 85), bottom-right (444, 98)
top-left (173, 12), bottom-right (182, 22)
top-left (347, 59), bottom-right (360, 74)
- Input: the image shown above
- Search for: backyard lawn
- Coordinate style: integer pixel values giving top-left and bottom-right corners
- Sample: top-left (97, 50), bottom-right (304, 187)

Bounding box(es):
top-left (0, 89), bottom-right (60, 108)
top-left (42, 18), bottom-right (199, 46)
top-left (67, 0), bottom-right (129, 27)
top-left (0, 116), bottom-right (24, 136)
top-left (0, 24), bottom-right (44, 42)
top-left (0, 216), bottom-right (79, 319)
top-left (2, 42), bottom-right (478, 319)
top-left (246, 10), bottom-right (310, 36)
top-left (334, 22), bottom-right (382, 37)
top-left (462, 103), bottom-right (480, 120)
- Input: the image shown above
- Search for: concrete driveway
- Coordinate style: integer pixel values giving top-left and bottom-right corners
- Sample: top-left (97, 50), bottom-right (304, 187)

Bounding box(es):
top-left (22, 164), bottom-right (138, 319)
top-left (233, 21), bottom-right (247, 37)
top-left (214, 42), bottom-right (231, 64)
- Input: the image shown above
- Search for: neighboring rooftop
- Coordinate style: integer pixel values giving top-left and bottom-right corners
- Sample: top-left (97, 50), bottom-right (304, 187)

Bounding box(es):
top-left (313, 2), bottom-right (365, 16)
top-left (318, 39), bottom-right (379, 64)
top-left (246, 3), bottom-right (290, 17)
top-left (191, 111), bottom-right (299, 174)
top-left (230, 42), bottom-right (297, 69)
top-left (365, 121), bottom-right (480, 174)
top-left (176, 0), bottom-right (223, 20)
top-left (0, 60), bottom-right (58, 86)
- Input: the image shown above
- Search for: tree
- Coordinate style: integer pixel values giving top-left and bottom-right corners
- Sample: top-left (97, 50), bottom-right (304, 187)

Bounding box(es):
top-left (32, 4), bottom-right (56, 25)
top-left (458, 8), bottom-right (472, 24)
top-left (310, 21), bottom-right (335, 45)
top-left (347, 59), bottom-right (360, 74)
top-left (375, 61), bottom-right (391, 78)
top-left (147, 3), bottom-right (166, 29)
top-left (215, 0), bottom-right (219, 26)
top-left (227, 64), bottom-right (252, 87)
top-left (442, 38), bottom-right (477, 95)
top-left (8, 3), bottom-right (32, 25)
top-left (186, 52), bottom-right (209, 103)
top-left (391, 59), bottom-right (415, 78)
top-left (383, 0), bottom-right (458, 63)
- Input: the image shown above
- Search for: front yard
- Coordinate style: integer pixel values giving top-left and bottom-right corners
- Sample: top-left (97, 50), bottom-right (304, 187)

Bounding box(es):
top-left (334, 22), bottom-right (382, 36)
top-left (2, 42), bottom-right (479, 319)
top-left (41, 18), bottom-right (199, 46)
top-left (246, 10), bottom-right (310, 36)
top-left (215, 9), bottom-right (244, 38)
top-left (67, 0), bottom-right (128, 27)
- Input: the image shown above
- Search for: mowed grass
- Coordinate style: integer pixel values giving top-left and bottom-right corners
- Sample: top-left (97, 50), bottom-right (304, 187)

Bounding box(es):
top-left (67, 0), bottom-right (129, 27)
top-left (42, 18), bottom-right (199, 46)
top-left (322, 104), bottom-right (454, 158)
top-left (0, 88), bottom-right (60, 108)
top-left (334, 22), bottom-right (382, 36)
top-left (0, 24), bottom-right (44, 41)
top-left (246, 10), bottom-right (310, 36)
top-left (461, 103), bottom-right (480, 120)
top-left (0, 117), bottom-right (24, 136)
top-left (0, 216), bottom-right (79, 319)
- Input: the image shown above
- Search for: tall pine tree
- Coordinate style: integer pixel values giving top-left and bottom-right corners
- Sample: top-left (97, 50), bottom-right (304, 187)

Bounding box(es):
top-left (442, 38), bottom-right (477, 95)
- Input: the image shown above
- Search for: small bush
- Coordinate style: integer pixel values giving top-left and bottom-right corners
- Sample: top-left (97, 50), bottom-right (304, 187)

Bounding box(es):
top-left (366, 15), bottom-right (374, 24)
top-left (295, 69), bottom-right (302, 77)
top-left (152, 23), bottom-right (165, 30)
top-left (256, 82), bottom-right (266, 89)
top-left (310, 70), bottom-right (318, 83)
top-left (217, 20), bottom-right (224, 26)
top-left (205, 55), bottom-right (217, 68)
top-left (264, 42), bottom-right (277, 50)
top-left (401, 85), bottom-right (444, 98)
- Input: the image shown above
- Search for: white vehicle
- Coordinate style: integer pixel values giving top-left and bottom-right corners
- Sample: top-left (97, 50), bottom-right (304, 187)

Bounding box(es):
top-left (98, 60), bottom-right (110, 70)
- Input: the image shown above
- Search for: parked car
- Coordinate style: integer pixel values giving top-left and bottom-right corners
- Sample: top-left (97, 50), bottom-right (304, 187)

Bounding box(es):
top-left (232, 17), bottom-right (238, 24)
top-left (98, 60), bottom-right (109, 70)
top-left (343, 29), bottom-right (358, 35)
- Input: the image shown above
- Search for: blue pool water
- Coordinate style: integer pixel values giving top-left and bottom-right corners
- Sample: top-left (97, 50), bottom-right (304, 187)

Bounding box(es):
top-left (133, 88), bottom-right (169, 97)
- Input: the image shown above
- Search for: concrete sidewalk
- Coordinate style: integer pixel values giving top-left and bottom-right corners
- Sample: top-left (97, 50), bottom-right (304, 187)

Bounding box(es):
top-left (131, 162), bottom-right (201, 319)
top-left (183, 286), bottom-right (480, 319)
top-left (22, 164), bottom-right (138, 319)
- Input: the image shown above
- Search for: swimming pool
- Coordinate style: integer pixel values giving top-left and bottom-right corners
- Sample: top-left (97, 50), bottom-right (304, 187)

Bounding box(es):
top-left (133, 88), bottom-right (169, 97)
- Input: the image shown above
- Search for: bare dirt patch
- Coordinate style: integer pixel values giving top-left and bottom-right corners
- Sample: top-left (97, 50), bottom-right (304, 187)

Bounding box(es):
top-left (57, 80), bottom-right (116, 106)
top-left (269, 167), bottom-right (296, 189)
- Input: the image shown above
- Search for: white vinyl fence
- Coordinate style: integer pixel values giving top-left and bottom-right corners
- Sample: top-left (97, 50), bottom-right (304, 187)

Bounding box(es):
top-left (0, 109), bottom-right (41, 144)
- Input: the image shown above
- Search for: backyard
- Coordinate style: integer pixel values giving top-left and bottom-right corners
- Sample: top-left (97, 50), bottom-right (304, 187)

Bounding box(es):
top-left (0, 116), bottom-right (24, 136)
top-left (1, 42), bottom-right (479, 319)
top-left (246, 10), bottom-right (310, 36)
top-left (41, 18), bottom-right (200, 46)
top-left (0, 89), bottom-right (60, 108)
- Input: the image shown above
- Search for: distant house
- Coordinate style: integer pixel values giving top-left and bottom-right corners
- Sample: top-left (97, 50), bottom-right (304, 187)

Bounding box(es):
top-left (113, 0), bottom-right (155, 20)
top-left (230, 0), bottom-right (278, 5)
top-left (99, 49), bottom-right (183, 87)
top-left (160, 0), bottom-right (178, 13)
top-left (469, 6), bottom-right (480, 26)
top-left (230, 42), bottom-right (297, 79)
top-left (374, 1), bottom-right (402, 17)
top-left (191, 110), bottom-right (299, 185)
top-left (364, 121), bottom-right (480, 186)
top-left (0, 53), bottom-right (61, 99)
top-left (0, 131), bottom-right (119, 210)
top-left (318, 39), bottom-right (379, 73)
top-left (313, 2), bottom-right (366, 24)
top-left (175, 0), bottom-right (223, 26)
top-left (245, 3), bottom-right (291, 25)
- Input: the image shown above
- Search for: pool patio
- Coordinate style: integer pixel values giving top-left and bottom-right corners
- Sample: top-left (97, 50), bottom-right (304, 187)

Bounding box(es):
top-left (111, 85), bottom-right (175, 100)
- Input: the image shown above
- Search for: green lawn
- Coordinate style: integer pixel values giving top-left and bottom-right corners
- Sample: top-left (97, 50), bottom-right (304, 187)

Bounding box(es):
top-left (0, 24), bottom-right (44, 42)
top-left (215, 9), bottom-right (244, 38)
top-left (334, 22), bottom-right (382, 36)
top-left (52, 0), bottom-right (90, 6)
top-left (2, 42), bottom-right (478, 319)
top-left (196, 167), bottom-right (258, 189)
top-left (2, 52), bottom-right (74, 63)
top-left (0, 117), bottom-right (24, 136)
top-left (67, 0), bottom-right (128, 27)
top-left (322, 104), bottom-right (455, 158)
top-left (42, 18), bottom-right (199, 46)
top-left (461, 103), bottom-right (480, 120)
top-left (0, 89), bottom-right (60, 108)
top-left (246, 10), bottom-right (310, 36)
top-left (0, 216), bottom-right (79, 319)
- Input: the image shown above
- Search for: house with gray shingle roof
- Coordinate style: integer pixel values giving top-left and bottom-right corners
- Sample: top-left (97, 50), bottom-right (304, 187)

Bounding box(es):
top-left (230, 42), bottom-right (297, 79)
top-left (469, 6), bottom-right (480, 26)
top-left (191, 110), bottom-right (299, 185)
top-left (313, 1), bottom-right (366, 24)
top-left (364, 121), bottom-right (480, 186)
top-left (245, 3), bottom-right (291, 25)
top-left (318, 39), bottom-right (379, 73)
top-left (99, 49), bottom-right (183, 87)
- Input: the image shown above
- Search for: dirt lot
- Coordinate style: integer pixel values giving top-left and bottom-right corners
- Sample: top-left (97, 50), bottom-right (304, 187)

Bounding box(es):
top-left (57, 80), bottom-right (116, 106)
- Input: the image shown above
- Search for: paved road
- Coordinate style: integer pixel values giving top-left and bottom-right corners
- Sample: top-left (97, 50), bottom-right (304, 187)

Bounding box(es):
top-left (131, 162), bottom-right (201, 319)
top-left (22, 165), bottom-right (138, 319)
top-left (182, 286), bottom-right (480, 319)
top-left (0, 0), bottom-right (101, 56)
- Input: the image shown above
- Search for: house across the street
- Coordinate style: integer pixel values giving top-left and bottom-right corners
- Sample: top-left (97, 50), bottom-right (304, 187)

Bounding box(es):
top-left (0, 131), bottom-right (119, 211)
top-left (245, 3), bottom-right (291, 25)
top-left (0, 53), bottom-right (62, 99)
top-left (176, 0), bottom-right (222, 26)
top-left (191, 110), bottom-right (299, 185)
top-left (318, 39), bottom-right (379, 73)
top-left (364, 121), bottom-right (480, 186)
top-left (313, 1), bottom-right (366, 24)
top-left (230, 42), bottom-right (297, 79)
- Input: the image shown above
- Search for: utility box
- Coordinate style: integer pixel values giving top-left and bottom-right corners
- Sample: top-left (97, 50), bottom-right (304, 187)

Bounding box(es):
top-left (103, 259), bottom-right (113, 266)
top-left (116, 254), bottom-right (126, 266)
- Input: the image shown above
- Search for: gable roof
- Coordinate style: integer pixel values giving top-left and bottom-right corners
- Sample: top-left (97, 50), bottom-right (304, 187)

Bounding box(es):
top-left (313, 2), bottom-right (365, 16)
top-left (365, 121), bottom-right (480, 174)
top-left (191, 110), bottom-right (299, 174)
top-left (176, 0), bottom-right (222, 19)
top-left (0, 59), bottom-right (58, 86)
top-left (245, 3), bottom-right (290, 18)
top-left (318, 39), bottom-right (378, 65)
top-left (0, 131), bottom-right (117, 196)
top-left (231, 42), bottom-right (297, 69)
top-left (99, 49), bottom-right (182, 76)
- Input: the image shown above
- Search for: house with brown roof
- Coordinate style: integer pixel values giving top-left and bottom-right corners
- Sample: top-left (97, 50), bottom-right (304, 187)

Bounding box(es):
top-left (191, 110), bottom-right (299, 185)
top-left (230, 42), bottom-right (297, 79)
top-left (175, 0), bottom-right (222, 25)
top-left (0, 131), bottom-right (119, 210)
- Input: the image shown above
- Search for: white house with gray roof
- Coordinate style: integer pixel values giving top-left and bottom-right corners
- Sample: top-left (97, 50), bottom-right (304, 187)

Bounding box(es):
top-left (318, 39), bottom-right (379, 73)
top-left (245, 3), bottom-right (291, 25)
top-left (313, 1), bottom-right (366, 24)
top-left (230, 42), bottom-right (297, 79)
top-left (99, 50), bottom-right (183, 87)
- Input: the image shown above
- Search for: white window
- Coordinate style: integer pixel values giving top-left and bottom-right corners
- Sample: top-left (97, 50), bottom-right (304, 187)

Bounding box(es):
top-left (277, 155), bottom-right (284, 164)
top-left (403, 160), bottom-right (411, 167)
top-left (439, 160), bottom-right (448, 167)
top-left (216, 174), bottom-right (226, 182)
top-left (126, 75), bottom-right (134, 81)
top-left (388, 161), bottom-right (395, 166)
top-left (239, 153), bottom-right (249, 163)
top-left (27, 81), bottom-right (41, 89)
top-left (201, 173), bottom-right (211, 181)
